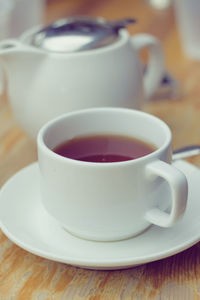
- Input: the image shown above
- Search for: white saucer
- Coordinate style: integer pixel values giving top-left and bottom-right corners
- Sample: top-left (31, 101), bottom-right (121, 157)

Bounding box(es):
top-left (0, 160), bottom-right (200, 270)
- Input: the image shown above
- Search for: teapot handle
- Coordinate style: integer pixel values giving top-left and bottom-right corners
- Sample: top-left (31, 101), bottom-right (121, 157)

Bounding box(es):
top-left (130, 34), bottom-right (165, 100)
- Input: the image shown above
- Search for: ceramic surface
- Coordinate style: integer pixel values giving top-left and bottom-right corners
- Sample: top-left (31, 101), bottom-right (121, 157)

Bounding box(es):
top-left (0, 28), bottom-right (164, 138)
top-left (0, 160), bottom-right (199, 270)
top-left (38, 108), bottom-right (187, 241)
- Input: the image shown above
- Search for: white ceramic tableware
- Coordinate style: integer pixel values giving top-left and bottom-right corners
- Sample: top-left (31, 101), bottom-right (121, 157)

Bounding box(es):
top-left (37, 107), bottom-right (188, 242)
top-left (174, 0), bottom-right (200, 60)
top-left (0, 19), bottom-right (164, 138)
top-left (0, 159), bottom-right (196, 270)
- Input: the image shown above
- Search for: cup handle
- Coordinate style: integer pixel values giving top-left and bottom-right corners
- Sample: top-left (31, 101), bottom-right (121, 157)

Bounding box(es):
top-left (130, 34), bottom-right (165, 100)
top-left (145, 160), bottom-right (188, 227)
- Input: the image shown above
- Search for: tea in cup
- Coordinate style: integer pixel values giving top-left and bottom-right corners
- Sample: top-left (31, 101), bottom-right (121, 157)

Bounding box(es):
top-left (37, 107), bottom-right (188, 241)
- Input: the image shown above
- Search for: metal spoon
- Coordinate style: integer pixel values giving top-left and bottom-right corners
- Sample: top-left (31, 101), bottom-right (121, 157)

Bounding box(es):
top-left (29, 17), bottom-right (137, 52)
top-left (172, 145), bottom-right (200, 160)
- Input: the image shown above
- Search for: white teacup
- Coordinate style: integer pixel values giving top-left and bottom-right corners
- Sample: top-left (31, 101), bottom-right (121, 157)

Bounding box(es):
top-left (37, 108), bottom-right (188, 242)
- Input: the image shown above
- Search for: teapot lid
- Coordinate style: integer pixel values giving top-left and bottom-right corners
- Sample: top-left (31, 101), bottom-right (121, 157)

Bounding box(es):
top-left (28, 16), bottom-right (136, 53)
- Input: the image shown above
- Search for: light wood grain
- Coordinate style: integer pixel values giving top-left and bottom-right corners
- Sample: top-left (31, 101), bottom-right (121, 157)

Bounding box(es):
top-left (1, 0), bottom-right (200, 299)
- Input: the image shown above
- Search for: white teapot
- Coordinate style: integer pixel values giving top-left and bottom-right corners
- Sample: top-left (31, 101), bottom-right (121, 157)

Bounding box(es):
top-left (0, 17), bottom-right (165, 138)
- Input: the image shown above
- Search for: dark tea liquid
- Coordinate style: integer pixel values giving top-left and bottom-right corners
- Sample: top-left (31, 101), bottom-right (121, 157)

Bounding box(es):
top-left (53, 134), bottom-right (156, 163)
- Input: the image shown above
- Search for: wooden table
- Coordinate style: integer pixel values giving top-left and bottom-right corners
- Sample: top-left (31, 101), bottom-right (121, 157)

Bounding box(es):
top-left (1, 0), bottom-right (200, 299)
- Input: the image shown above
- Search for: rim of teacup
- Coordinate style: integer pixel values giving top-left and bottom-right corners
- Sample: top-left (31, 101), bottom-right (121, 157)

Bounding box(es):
top-left (37, 107), bottom-right (172, 167)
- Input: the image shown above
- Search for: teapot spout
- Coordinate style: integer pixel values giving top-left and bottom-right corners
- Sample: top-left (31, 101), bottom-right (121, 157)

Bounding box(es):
top-left (0, 38), bottom-right (45, 58)
top-left (0, 39), bottom-right (23, 95)
top-left (0, 38), bottom-right (45, 100)
top-left (0, 39), bottom-right (25, 55)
